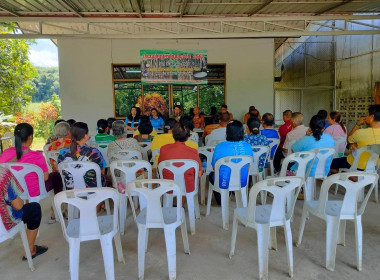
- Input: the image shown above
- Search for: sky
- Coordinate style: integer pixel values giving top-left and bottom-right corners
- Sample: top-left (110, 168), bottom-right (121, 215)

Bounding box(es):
top-left (29, 39), bottom-right (59, 67)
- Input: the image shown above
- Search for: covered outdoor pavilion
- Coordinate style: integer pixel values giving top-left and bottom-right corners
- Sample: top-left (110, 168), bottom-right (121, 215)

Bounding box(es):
top-left (1, 1), bottom-right (380, 280)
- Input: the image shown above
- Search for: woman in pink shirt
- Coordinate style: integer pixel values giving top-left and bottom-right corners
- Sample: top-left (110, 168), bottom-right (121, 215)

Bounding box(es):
top-left (0, 123), bottom-right (63, 223)
top-left (324, 111), bottom-right (347, 154)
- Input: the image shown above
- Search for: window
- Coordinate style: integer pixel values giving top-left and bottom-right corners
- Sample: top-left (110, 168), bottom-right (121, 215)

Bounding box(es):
top-left (112, 64), bottom-right (226, 119)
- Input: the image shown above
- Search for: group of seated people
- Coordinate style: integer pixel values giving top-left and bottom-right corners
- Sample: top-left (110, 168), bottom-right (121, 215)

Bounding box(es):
top-left (1, 101), bottom-right (380, 263)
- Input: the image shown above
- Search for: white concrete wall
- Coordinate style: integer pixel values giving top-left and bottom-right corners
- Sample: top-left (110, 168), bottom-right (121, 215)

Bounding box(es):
top-left (58, 38), bottom-right (274, 130)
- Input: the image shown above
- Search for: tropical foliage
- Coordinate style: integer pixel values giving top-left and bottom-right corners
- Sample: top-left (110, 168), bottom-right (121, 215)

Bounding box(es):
top-left (0, 25), bottom-right (37, 115)
top-left (32, 67), bottom-right (60, 102)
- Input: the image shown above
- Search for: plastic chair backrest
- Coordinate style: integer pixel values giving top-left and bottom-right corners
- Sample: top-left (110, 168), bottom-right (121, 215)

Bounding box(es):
top-left (58, 161), bottom-right (102, 189)
top-left (7, 163), bottom-right (47, 201)
top-left (92, 143), bottom-right (109, 166)
top-left (46, 150), bottom-right (60, 171)
top-left (151, 148), bottom-right (160, 165)
top-left (267, 138), bottom-right (280, 160)
top-left (198, 146), bottom-right (215, 175)
top-left (138, 142), bottom-right (151, 161)
top-left (158, 159), bottom-right (199, 194)
top-left (214, 155), bottom-right (253, 191)
top-left (333, 136), bottom-right (347, 158)
top-left (110, 149), bottom-right (142, 161)
top-left (311, 147), bottom-right (335, 179)
top-left (110, 160), bottom-right (152, 188)
top-left (317, 172), bottom-right (378, 218)
top-left (279, 151), bottom-right (316, 179)
top-left (350, 146), bottom-right (379, 172)
top-left (246, 176), bottom-right (304, 225)
top-left (126, 179), bottom-right (182, 228)
top-left (54, 188), bottom-right (119, 241)
top-left (249, 145), bottom-right (270, 175)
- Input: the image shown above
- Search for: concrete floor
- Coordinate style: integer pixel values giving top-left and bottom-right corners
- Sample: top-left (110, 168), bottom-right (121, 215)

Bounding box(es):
top-left (1, 191), bottom-right (380, 280)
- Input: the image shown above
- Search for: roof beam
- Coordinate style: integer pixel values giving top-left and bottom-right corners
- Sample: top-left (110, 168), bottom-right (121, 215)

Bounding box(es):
top-left (1, 29), bottom-right (379, 39)
top-left (59, 0), bottom-right (83, 17)
top-left (316, 0), bottom-right (353, 15)
top-left (180, 0), bottom-right (189, 18)
top-left (0, 4), bottom-right (20, 17)
top-left (130, 0), bottom-right (143, 18)
top-left (249, 0), bottom-right (274, 16)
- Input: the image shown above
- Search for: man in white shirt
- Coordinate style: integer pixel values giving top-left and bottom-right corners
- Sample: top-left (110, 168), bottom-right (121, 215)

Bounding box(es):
top-left (206, 113), bottom-right (230, 146)
top-left (282, 112), bottom-right (308, 155)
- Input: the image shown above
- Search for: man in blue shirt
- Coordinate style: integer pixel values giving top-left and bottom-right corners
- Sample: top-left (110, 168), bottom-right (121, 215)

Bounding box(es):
top-left (210, 120), bottom-right (253, 205)
top-left (260, 113), bottom-right (280, 160)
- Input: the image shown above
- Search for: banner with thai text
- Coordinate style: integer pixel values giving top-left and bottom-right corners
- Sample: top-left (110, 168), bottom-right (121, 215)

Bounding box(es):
top-left (140, 50), bottom-right (207, 84)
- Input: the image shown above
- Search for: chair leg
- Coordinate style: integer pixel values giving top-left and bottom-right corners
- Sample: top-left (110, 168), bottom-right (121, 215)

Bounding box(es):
top-left (119, 196), bottom-right (127, 235)
top-left (374, 181), bottom-right (378, 203)
top-left (260, 191), bottom-right (267, 205)
top-left (334, 183), bottom-right (339, 195)
top-left (164, 227), bottom-right (177, 280)
top-left (114, 232), bottom-right (124, 263)
top-left (257, 225), bottom-right (270, 280)
top-left (206, 185), bottom-right (213, 216)
top-left (325, 216), bottom-right (340, 271)
top-left (20, 227), bottom-right (35, 271)
top-left (296, 206), bottom-right (308, 247)
top-left (186, 194), bottom-right (196, 235)
top-left (338, 220), bottom-right (346, 246)
top-left (138, 225), bottom-right (147, 280)
top-left (180, 219), bottom-right (190, 254)
top-left (69, 239), bottom-right (81, 280)
top-left (269, 227), bottom-right (277, 251)
top-left (269, 160), bottom-right (275, 177)
top-left (100, 237), bottom-right (116, 280)
top-left (235, 190), bottom-right (243, 208)
top-left (200, 174), bottom-right (206, 205)
top-left (105, 199), bottom-right (111, 215)
top-left (145, 229), bottom-right (149, 252)
top-left (284, 221), bottom-right (294, 278)
top-left (164, 193), bottom-right (174, 207)
top-left (355, 217), bottom-right (363, 271)
top-left (229, 213), bottom-right (238, 259)
top-left (194, 193), bottom-right (201, 220)
top-left (221, 190), bottom-right (230, 230)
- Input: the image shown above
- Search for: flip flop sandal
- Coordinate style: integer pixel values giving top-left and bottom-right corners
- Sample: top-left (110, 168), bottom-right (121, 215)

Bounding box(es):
top-left (22, 245), bottom-right (48, 261)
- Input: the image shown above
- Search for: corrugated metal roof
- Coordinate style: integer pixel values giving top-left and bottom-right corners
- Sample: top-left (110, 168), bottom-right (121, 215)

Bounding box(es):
top-left (1, 0), bottom-right (380, 18)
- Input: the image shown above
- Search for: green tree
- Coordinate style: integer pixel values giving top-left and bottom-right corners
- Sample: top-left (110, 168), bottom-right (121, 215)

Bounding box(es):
top-left (32, 67), bottom-right (60, 102)
top-left (0, 25), bottom-right (37, 115)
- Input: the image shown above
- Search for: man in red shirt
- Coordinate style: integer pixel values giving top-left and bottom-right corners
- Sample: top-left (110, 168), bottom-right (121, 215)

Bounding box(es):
top-left (158, 122), bottom-right (203, 193)
top-left (274, 110), bottom-right (293, 172)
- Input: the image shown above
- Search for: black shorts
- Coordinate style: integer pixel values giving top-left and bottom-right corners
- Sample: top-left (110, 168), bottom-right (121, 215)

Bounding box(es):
top-left (22, 202), bottom-right (42, 230)
top-left (330, 157), bottom-right (351, 170)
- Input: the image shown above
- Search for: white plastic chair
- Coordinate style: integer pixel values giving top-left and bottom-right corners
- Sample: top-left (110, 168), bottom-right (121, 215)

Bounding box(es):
top-left (158, 159), bottom-right (201, 235)
top-left (267, 138), bottom-right (280, 177)
top-left (92, 143), bottom-right (110, 167)
top-left (151, 148), bottom-right (160, 165)
top-left (126, 179), bottom-right (190, 280)
top-left (57, 161), bottom-right (110, 220)
top-left (297, 172), bottom-right (379, 272)
top-left (109, 149), bottom-right (142, 161)
top-left (54, 188), bottom-right (124, 280)
top-left (334, 146), bottom-right (380, 202)
top-left (307, 147), bottom-right (335, 200)
top-left (229, 176), bottom-right (304, 280)
top-left (138, 142), bottom-right (151, 161)
top-left (333, 136), bottom-right (347, 159)
top-left (198, 146), bottom-right (215, 205)
top-left (206, 155), bottom-right (253, 230)
top-left (249, 145), bottom-right (270, 184)
top-left (7, 163), bottom-right (53, 203)
top-left (110, 160), bottom-right (152, 235)
top-left (0, 220), bottom-right (35, 271)
top-left (45, 150), bottom-right (61, 172)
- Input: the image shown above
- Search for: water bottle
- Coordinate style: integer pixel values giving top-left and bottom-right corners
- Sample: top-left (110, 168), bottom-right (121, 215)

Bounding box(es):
top-left (202, 158), bottom-right (207, 170)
